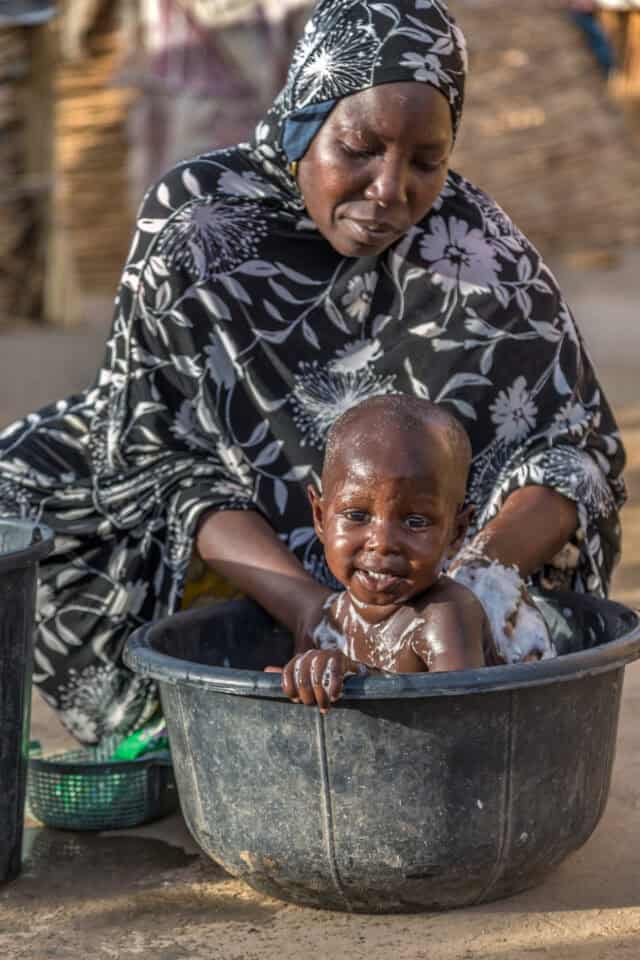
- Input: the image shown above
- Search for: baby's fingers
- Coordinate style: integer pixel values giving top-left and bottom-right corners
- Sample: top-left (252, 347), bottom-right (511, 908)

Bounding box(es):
top-left (281, 656), bottom-right (301, 702)
top-left (282, 653), bottom-right (345, 711)
top-left (283, 652), bottom-right (317, 706)
top-left (310, 656), bottom-right (330, 713)
top-left (324, 655), bottom-right (345, 706)
top-left (311, 655), bottom-right (345, 713)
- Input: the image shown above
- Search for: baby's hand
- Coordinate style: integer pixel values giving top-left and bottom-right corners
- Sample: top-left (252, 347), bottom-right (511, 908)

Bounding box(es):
top-left (280, 649), bottom-right (350, 713)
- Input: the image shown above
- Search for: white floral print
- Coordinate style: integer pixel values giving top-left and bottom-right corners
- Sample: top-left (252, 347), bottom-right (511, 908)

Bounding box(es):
top-left (157, 197), bottom-right (268, 278)
top-left (294, 19), bottom-right (380, 107)
top-left (399, 51), bottom-right (453, 90)
top-left (341, 272), bottom-right (378, 322)
top-left (217, 168), bottom-right (277, 198)
top-left (58, 665), bottom-right (154, 744)
top-left (290, 362), bottom-right (397, 448)
top-left (331, 338), bottom-right (383, 373)
top-left (420, 215), bottom-right (502, 295)
top-left (217, 442), bottom-right (253, 488)
top-left (490, 376), bottom-right (538, 443)
top-left (541, 447), bottom-right (616, 519)
top-left (36, 582), bottom-right (56, 620)
top-left (551, 400), bottom-right (591, 439)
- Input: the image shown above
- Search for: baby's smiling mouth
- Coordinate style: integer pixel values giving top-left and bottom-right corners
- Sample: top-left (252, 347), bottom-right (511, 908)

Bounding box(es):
top-left (355, 568), bottom-right (407, 593)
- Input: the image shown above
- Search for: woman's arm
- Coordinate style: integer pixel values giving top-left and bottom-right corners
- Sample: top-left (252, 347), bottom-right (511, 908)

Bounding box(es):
top-left (196, 509), bottom-right (330, 652)
top-left (468, 486), bottom-right (578, 577)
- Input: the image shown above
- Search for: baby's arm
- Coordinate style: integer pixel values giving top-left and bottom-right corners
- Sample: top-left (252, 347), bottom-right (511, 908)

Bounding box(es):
top-left (411, 591), bottom-right (487, 672)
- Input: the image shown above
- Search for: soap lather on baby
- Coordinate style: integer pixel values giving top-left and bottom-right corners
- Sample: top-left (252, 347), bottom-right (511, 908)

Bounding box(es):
top-left (270, 395), bottom-right (555, 712)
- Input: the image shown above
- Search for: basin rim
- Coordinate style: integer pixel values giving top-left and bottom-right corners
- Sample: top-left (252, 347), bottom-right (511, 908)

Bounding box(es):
top-left (124, 605), bottom-right (640, 700)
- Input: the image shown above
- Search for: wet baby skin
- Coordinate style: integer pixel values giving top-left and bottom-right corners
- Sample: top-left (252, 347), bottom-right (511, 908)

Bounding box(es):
top-left (276, 397), bottom-right (496, 712)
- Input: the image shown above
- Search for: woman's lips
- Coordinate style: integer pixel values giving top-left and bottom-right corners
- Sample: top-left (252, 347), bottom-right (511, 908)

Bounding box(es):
top-left (343, 218), bottom-right (400, 247)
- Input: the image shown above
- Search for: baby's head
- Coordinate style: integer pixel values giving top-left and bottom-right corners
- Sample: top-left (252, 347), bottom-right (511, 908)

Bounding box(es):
top-left (309, 395), bottom-right (473, 610)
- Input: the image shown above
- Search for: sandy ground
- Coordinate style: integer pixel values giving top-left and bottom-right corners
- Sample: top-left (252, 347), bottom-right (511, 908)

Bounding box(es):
top-left (1, 253), bottom-right (639, 958)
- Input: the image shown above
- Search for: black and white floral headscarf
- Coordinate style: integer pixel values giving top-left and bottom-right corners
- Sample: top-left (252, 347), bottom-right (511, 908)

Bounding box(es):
top-left (254, 0), bottom-right (466, 190)
top-left (0, 0), bottom-right (626, 744)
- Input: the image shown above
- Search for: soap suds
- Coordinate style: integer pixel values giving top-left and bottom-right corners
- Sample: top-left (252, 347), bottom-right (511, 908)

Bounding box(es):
top-left (450, 557), bottom-right (556, 663)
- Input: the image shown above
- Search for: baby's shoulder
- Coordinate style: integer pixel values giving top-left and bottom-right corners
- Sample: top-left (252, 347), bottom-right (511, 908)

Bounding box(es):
top-left (407, 577), bottom-right (491, 670)
top-left (415, 576), bottom-right (485, 618)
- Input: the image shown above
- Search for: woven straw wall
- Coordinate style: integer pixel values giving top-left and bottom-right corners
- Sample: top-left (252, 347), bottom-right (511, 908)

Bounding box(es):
top-left (0, 26), bottom-right (51, 326)
top-left (450, 1), bottom-right (640, 256)
top-left (3, 3), bottom-right (639, 328)
top-left (58, 1), bottom-right (640, 300)
top-left (55, 2), bottom-right (135, 298)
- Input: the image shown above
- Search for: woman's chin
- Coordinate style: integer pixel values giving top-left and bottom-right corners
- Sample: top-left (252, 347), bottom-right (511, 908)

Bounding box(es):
top-left (323, 225), bottom-right (396, 259)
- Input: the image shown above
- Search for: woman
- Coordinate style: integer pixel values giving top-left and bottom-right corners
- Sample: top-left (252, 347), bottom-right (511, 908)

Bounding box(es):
top-left (0, 0), bottom-right (625, 744)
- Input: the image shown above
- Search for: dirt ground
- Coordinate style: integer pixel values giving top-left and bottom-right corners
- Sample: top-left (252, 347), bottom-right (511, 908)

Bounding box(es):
top-left (1, 252), bottom-right (639, 959)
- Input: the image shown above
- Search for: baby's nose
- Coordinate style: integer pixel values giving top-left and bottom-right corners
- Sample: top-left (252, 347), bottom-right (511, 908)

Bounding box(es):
top-left (366, 518), bottom-right (401, 554)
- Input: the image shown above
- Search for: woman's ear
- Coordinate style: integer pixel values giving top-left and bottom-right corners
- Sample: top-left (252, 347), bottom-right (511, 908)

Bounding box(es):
top-left (307, 483), bottom-right (325, 542)
top-left (447, 503), bottom-right (475, 558)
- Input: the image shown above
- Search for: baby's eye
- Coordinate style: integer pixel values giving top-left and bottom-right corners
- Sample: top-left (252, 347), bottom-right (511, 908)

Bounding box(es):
top-left (414, 157), bottom-right (446, 173)
top-left (405, 515), bottom-right (430, 530)
top-left (343, 509), bottom-right (369, 523)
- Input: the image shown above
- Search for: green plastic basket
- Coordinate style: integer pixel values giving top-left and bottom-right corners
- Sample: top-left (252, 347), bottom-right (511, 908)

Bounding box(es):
top-left (27, 738), bottom-right (179, 831)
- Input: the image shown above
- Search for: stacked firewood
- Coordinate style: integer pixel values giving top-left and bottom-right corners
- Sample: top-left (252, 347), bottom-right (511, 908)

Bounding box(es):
top-left (600, 7), bottom-right (640, 93)
top-left (600, 8), bottom-right (640, 135)
top-left (450, 1), bottom-right (640, 256)
top-left (55, 1), bottom-right (135, 297)
top-left (0, 27), bottom-right (39, 326)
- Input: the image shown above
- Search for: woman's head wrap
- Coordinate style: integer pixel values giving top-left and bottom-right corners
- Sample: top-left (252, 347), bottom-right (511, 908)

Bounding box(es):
top-left (260, 0), bottom-right (467, 168)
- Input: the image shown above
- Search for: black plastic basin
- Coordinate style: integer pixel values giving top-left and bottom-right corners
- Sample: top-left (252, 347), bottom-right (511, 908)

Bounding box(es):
top-left (125, 591), bottom-right (640, 913)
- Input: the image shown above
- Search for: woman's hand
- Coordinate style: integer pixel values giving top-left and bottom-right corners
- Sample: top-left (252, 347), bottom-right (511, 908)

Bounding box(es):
top-left (279, 649), bottom-right (350, 713)
top-left (448, 549), bottom-right (555, 663)
top-left (446, 486), bottom-right (576, 662)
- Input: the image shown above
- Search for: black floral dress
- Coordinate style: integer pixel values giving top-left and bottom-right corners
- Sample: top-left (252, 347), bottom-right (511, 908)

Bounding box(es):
top-left (0, 0), bottom-right (625, 743)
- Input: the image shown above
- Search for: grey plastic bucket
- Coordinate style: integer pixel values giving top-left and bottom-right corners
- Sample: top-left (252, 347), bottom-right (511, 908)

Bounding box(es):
top-left (0, 518), bottom-right (53, 883)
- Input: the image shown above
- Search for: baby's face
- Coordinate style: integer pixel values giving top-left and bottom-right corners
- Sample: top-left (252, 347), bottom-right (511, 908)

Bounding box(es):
top-left (312, 434), bottom-right (463, 613)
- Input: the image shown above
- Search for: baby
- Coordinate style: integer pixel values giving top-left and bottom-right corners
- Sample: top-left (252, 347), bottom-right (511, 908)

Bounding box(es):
top-left (277, 394), bottom-right (505, 712)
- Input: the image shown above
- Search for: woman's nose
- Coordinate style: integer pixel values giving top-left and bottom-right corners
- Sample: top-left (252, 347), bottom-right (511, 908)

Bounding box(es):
top-left (364, 156), bottom-right (409, 208)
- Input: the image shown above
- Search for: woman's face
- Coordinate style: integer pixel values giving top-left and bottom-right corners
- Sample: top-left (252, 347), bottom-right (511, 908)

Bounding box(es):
top-left (297, 81), bottom-right (453, 258)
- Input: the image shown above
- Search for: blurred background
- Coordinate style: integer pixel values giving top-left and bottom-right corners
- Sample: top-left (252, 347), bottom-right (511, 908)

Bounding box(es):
top-left (1, 0), bottom-right (639, 607)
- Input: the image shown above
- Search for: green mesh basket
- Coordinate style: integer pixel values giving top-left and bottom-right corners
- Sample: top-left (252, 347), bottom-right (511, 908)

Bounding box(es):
top-left (27, 738), bottom-right (179, 831)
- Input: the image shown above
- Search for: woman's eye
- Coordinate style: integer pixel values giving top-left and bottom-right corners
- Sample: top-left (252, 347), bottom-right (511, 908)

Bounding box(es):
top-left (406, 515), bottom-right (430, 529)
top-left (343, 510), bottom-right (368, 523)
top-left (339, 142), bottom-right (371, 160)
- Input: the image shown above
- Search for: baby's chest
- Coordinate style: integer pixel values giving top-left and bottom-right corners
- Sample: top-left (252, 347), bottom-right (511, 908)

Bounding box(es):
top-left (359, 616), bottom-right (429, 674)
